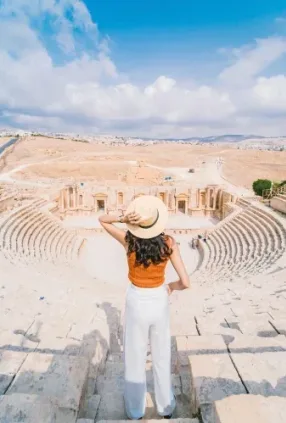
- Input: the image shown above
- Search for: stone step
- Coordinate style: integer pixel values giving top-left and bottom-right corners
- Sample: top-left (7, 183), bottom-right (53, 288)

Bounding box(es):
top-left (183, 336), bottom-right (246, 422)
top-left (96, 355), bottom-right (189, 421)
top-left (0, 351), bottom-right (28, 395)
top-left (230, 349), bottom-right (286, 397)
top-left (214, 394), bottom-right (286, 423)
top-left (0, 393), bottom-right (77, 423)
top-left (6, 352), bottom-right (89, 412)
top-left (78, 394), bottom-right (101, 421)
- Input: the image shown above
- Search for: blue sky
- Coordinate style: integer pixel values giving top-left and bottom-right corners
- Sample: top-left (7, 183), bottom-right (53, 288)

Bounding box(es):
top-left (87, 0), bottom-right (286, 79)
top-left (0, 0), bottom-right (286, 137)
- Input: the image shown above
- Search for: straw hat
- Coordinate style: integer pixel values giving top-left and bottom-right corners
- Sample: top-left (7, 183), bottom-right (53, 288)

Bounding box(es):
top-left (125, 195), bottom-right (168, 239)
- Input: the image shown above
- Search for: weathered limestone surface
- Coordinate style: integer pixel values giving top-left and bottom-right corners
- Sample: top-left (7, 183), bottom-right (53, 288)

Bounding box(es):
top-left (230, 351), bottom-right (286, 396)
top-left (0, 351), bottom-right (27, 394)
top-left (214, 394), bottom-right (286, 423)
top-left (7, 353), bottom-right (89, 411)
top-left (0, 312), bottom-right (34, 333)
top-left (227, 317), bottom-right (279, 337)
top-left (228, 334), bottom-right (286, 353)
top-left (35, 336), bottom-right (82, 355)
top-left (196, 317), bottom-right (239, 338)
top-left (78, 394), bottom-right (101, 420)
top-left (199, 403), bottom-right (218, 423)
top-left (0, 394), bottom-right (76, 423)
top-left (0, 329), bottom-right (39, 352)
top-left (176, 335), bottom-right (227, 367)
top-left (170, 310), bottom-right (198, 336)
top-left (270, 319), bottom-right (286, 336)
top-left (188, 353), bottom-right (246, 414)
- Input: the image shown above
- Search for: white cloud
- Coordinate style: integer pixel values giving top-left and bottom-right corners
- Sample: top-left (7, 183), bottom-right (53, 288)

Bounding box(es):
top-left (145, 76), bottom-right (177, 96)
top-left (1, 0), bottom-right (286, 137)
top-left (252, 75), bottom-right (286, 111)
top-left (219, 37), bottom-right (286, 86)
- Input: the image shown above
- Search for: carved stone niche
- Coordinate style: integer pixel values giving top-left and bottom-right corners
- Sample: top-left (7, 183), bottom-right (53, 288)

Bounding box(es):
top-left (175, 193), bottom-right (189, 214)
top-left (93, 193), bottom-right (108, 212)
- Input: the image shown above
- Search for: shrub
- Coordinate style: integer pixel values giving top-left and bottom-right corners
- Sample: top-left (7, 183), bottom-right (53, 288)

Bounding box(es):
top-left (252, 179), bottom-right (272, 196)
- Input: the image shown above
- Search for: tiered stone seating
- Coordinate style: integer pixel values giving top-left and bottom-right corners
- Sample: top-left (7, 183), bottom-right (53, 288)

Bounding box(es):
top-left (0, 201), bottom-right (84, 265)
top-left (194, 204), bottom-right (286, 283)
top-left (235, 197), bottom-right (252, 209)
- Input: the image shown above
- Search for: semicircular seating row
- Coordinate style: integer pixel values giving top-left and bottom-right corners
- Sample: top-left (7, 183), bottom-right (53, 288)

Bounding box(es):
top-left (0, 199), bottom-right (84, 265)
top-left (193, 203), bottom-right (286, 283)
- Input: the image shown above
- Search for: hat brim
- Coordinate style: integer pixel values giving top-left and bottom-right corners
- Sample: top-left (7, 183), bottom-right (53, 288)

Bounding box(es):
top-left (125, 195), bottom-right (169, 239)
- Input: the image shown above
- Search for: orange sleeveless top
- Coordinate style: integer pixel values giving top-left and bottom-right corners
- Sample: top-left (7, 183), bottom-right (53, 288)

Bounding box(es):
top-left (127, 238), bottom-right (172, 288)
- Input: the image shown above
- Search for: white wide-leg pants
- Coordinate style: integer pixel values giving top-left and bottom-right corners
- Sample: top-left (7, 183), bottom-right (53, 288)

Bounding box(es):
top-left (124, 284), bottom-right (176, 420)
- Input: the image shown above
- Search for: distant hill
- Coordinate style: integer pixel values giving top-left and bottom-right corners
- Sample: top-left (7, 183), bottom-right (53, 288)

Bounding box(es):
top-left (183, 134), bottom-right (266, 143)
top-left (136, 134), bottom-right (268, 142)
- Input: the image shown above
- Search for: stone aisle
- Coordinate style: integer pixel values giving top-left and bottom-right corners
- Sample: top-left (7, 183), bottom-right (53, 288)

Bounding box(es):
top-left (95, 328), bottom-right (191, 421)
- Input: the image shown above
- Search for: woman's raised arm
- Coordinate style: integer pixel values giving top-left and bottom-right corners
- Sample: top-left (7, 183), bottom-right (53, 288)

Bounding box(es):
top-left (168, 239), bottom-right (190, 292)
top-left (98, 214), bottom-right (127, 246)
top-left (98, 212), bottom-right (143, 247)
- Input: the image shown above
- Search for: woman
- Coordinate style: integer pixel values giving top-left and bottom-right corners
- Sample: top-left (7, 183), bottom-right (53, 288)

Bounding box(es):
top-left (99, 195), bottom-right (190, 420)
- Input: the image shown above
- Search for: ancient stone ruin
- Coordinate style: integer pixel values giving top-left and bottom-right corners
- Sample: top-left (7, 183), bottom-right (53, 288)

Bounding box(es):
top-left (0, 137), bottom-right (286, 423)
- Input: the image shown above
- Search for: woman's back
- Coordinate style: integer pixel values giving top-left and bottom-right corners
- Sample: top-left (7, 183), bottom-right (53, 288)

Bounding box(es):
top-left (127, 251), bottom-right (169, 287)
top-left (126, 232), bottom-right (172, 288)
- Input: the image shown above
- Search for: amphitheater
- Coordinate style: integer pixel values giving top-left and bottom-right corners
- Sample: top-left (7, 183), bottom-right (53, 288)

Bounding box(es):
top-left (0, 136), bottom-right (286, 423)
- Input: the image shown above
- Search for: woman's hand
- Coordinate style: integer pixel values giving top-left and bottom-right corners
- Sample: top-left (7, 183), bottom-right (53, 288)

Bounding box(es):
top-left (167, 279), bottom-right (190, 292)
top-left (122, 212), bottom-right (142, 225)
top-left (166, 284), bottom-right (173, 296)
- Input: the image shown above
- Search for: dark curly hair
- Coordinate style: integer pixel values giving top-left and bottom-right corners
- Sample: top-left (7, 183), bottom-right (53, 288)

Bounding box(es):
top-left (125, 230), bottom-right (173, 268)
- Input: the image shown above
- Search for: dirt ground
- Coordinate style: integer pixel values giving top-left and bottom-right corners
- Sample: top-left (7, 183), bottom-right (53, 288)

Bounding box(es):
top-left (220, 149), bottom-right (286, 189)
top-left (2, 136), bottom-right (286, 189)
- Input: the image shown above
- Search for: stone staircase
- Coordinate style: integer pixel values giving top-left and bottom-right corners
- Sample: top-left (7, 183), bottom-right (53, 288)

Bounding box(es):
top-left (2, 321), bottom-right (286, 422)
top-left (95, 342), bottom-right (191, 421)
top-left (1, 248), bottom-right (286, 422)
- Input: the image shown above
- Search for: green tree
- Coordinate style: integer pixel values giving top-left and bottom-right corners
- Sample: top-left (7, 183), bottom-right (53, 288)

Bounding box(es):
top-left (252, 179), bottom-right (272, 196)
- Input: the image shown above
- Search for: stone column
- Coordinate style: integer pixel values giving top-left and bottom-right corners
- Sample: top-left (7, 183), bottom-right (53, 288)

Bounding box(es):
top-left (212, 190), bottom-right (217, 209)
top-left (206, 188), bottom-right (211, 208)
top-left (198, 189), bottom-right (202, 208)
top-left (73, 188), bottom-right (76, 210)
top-left (68, 189), bottom-right (71, 209)
top-left (59, 190), bottom-right (63, 212)
top-left (219, 191), bottom-right (224, 211)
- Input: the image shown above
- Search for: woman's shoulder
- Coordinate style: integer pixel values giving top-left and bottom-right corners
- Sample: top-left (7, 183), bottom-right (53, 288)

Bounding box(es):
top-left (164, 234), bottom-right (176, 248)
